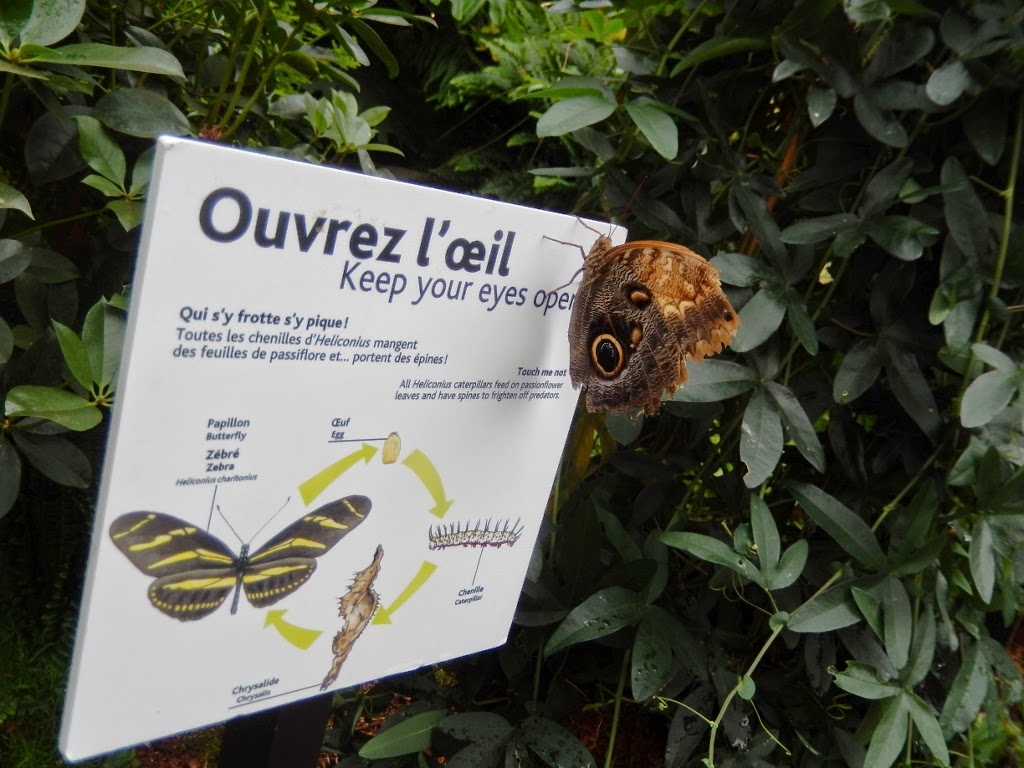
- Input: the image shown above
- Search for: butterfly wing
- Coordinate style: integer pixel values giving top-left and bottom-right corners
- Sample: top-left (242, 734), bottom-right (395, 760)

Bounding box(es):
top-left (609, 240), bottom-right (739, 362)
top-left (569, 239), bottom-right (739, 414)
top-left (241, 495), bottom-right (372, 608)
top-left (109, 512), bottom-right (240, 620)
top-left (148, 569), bottom-right (239, 620)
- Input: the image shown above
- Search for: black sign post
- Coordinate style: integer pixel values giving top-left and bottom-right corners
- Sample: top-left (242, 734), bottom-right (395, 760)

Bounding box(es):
top-left (219, 694), bottom-right (334, 768)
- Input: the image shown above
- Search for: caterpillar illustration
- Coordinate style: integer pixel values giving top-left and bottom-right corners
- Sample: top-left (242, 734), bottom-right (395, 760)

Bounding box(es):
top-left (428, 518), bottom-right (523, 550)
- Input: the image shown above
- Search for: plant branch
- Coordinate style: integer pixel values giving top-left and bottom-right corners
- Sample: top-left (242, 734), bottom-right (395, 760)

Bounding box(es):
top-left (603, 650), bottom-right (630, 768)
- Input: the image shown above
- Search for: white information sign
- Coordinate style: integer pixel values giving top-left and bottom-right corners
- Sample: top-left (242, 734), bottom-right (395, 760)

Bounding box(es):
top-left (59, 137), bottom-right (623, 761)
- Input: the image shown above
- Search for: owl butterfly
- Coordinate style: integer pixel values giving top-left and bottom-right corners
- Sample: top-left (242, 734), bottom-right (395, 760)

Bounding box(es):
top-left (561, 222), bottom-right (740, 415)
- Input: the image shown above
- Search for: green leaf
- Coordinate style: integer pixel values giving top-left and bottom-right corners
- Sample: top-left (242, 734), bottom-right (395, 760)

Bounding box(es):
top-left (670, 36), bottom-right (770, 76)
top-left (524, 76), bottom-right (611, 101)
top-left (660, 532), bottom-right (762, 585)
top-left (942, 157), bottom-right (990, 261)
top-left (632, 610), bottom-right (674, 700)
top-left (536, 95), bottom-right (616, 137)
top-left (106, 199), bottom-right (145, 231)
top-left (772, 540), bottom-right (808, 590)
top-left (963, 91), bottom-right (1007, 165)
top-left (780, 214), bottom-right (859, 244)
top-left (750, 496), bottom-right (780, 577)
top-left (969, 519), bottom-right (995, 603)
top-left (972, 342), bottom-right (1016, 371)
top-left (733, 186), bottom-right (785, 266)
top-left (544, 587), bottom-right (647, 656)
top-left (926, 60), bottom-right (970, 106)
top-left (52, 320), bottom-right (93, 390)
top-left (884, 346), bottom-right (940, 441)
top-left (670, 360), bottom-right (757, 402)
top-left (22, 246), bottom-right (78, 283)
top-left (93, 89), bottom-right (192, 139)
top-left (73, 115), bottom-right (126, 187)
top-left (0, 181), bottom-right (34, 219)
top-left (789, 482), bottom-right (886, 569)
top-left (940, 641), bottom-right (989, 735)
top-left (0, 240), bottom-right (32, 283)
top-left (788, 584), bottom-right (861, 633)
top-left (0, 436), bottom-right (22, 519)
top-left (844, 0), bottom-right (891, 24)
top-left (711, 252), bottom-right (761, 285)
top-left (82, 299), bottom-right (124, 388)
top-left (904, 604), bottom-right (936, 687)
top-left (865, 215), bottom-right (934, 261)
top-left (9, 431), bottom-right (90, 487)
top-left (598, 507), bottom-right (643, 563)
top-left (624, 97), bottom-right (677, 160)
top-left (960, 368), bottom-right (1019, 428)
top-left (740, 388), bottom-right (784, 488)
top-left (864, 696), bottom-right (910, 768)
top-left (0, 317), bottom-right (12, 364)
top-left (0, 0), bottom-right (84, 47)
top-left (81, 174), bottom-right (125, 197)
top-left (880, 576), bottom-right (912, 670)
top-left (129, 146), bottom-right (154, 196)
top-left (854, 93), bottom-right (908, 148)
top-left (906, 692), bottom-right (950, 765)
top-left (807, 86), bottom-right (837, 127)
top-left (21, 42), bottom-right (184, 78)
top-left (766, 382), bottom-right (826, 471)
top-left (520, 717), bottom-right (596, 768)
top-left (785, 295), bottom-right (818, 354)
top-left (605, 412), bottom-right (643, 445)
top-left (852, 584), bottom-right (884, 639)
top-left (348, 18), bottom-right (398, 78)
top-left (4, 385), bottom-right (102, 431)
top-left (737, 675), bottom-right (756, 700)
top-left (358, 710), bottom-right (448, 758)
top-left (831, 661), bottom-right (901, 700)
top-left (731, 289), bottom-right (786, 353)
top-left (860, 158), bottom-right (914, 217)
top-left (439, 712), bottom-right (512, 743)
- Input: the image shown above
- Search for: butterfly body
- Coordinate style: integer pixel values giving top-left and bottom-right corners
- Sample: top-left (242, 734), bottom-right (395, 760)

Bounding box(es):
top-left (568, 235), bottom-right (740, 415)
top-left (109, 495), bottom-right (371, 621)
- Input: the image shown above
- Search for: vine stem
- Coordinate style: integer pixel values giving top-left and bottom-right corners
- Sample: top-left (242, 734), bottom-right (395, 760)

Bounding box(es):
top-left (975, 90), bottom-right (1023, 343)
top-left (707, 623), bottom-right (784, 768)
top-left (604, 649), bottom-right (630, 768)
top-left (222, 20), bottom-right (304, 139)
top-left (954, 89), bottom-right (1024, 411)
top-left (219, 0), bottom-right (271, 133)
top-left (0, 73), bottom-right (13, 131)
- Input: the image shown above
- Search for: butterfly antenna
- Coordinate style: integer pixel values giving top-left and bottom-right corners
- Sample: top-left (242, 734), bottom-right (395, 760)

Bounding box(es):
top-left (216, 504), bottom-right (245, 544)
top-left (249, 496), bottom-right (292, 542)
top-left (621, 176), bottom-right (649, 220)
top-left (206, 484), bottom-right (219, 532)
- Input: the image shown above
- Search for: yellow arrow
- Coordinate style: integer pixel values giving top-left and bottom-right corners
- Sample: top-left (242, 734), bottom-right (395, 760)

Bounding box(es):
top-left (402, 449), bottom-right (454, 518)
top-left (372, 561), bottom-right (438, 624)
top-left (264, 609), bottom-right (322, 650)
top-left (299, 443), bottom-right (378, 505)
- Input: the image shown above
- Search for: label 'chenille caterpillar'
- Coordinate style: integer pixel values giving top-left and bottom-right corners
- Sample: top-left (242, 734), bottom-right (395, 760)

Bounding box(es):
top-left (428, 518), bottom-right (523, 550)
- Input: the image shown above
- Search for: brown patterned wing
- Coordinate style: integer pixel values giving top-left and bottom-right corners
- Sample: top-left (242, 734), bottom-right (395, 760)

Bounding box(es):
top-left (568, 238), bottom-right (739, 415)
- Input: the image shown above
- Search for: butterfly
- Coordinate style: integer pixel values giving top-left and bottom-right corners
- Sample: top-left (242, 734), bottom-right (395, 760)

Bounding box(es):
top-left (108, 495), bottom-right (371, 621)
top-left (565, 228), bottom-right (740, 415)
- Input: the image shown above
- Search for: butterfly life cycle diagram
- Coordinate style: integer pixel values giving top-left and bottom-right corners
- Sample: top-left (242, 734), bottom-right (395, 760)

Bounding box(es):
top-left (59, 137), bottom-right (631, 762)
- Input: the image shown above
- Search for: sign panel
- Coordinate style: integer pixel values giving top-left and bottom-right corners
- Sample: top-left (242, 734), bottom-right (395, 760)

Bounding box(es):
top-left (59, 137), bottom-right (623, 760)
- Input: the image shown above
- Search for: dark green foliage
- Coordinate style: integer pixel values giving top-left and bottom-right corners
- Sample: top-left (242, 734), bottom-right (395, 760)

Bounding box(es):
top-left (1, 0), bottom-right (1023, 766)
